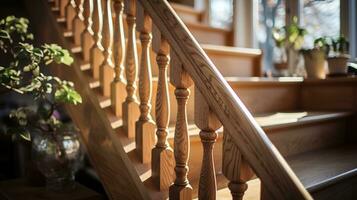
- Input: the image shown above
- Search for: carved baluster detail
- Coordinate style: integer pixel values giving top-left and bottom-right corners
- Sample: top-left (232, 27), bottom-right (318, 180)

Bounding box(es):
top-left (195, 88), bottom-right (222, 200)
top-left (122, 0), bottom-right (139, 138)
top-left (151, 33), bottom-right (174, 190)
top-left (222, 129), bottom-right (254, 200)
top-left (60, 0), bottom-right (69, 18)
top-left (169, 53), bottom-right (193, 199)
top-left (99, 0), bottom-right (114, 97)
top-left (73, 0), bottom-right (85, 46)
top-left (111, 0), bottom-right (126, 116)
top-left (65, 0), bottom-right (76, 30)
top-left (90, 0), bottom-right (104, 79)
top-left (81, 0), bottom-right (94, 61)
top-left (135, 5), bottom-right (155, 163)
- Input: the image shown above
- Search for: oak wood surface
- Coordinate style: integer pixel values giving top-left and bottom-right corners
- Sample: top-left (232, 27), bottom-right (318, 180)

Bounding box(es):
top-left (136, 2), bottom-right (312, 198)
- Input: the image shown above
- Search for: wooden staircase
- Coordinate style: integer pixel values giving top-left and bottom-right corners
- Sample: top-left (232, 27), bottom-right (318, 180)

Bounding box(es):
top-left (24, 0), bottom-right (357, 199)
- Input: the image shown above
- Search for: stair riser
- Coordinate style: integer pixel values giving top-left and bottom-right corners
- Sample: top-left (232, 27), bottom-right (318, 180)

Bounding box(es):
top-left (312, 175), bottom-right (357, 200)
top-left (169, 117), bottom-right (350, 185)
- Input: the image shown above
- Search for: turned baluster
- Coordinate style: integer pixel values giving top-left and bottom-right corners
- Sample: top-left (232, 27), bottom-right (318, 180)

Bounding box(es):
top-left (135, 5), bottom-right (155, 163)
top-left (111, 0), bottom-right (126, 116)
top-left (73, 0), bottom-right (85, 46)
top-left (60, 0), bottom-right (69, 18)
top-left (65, 0), bottom-right (76, 30)
top-left (122, 0), bottom-right (139, 138)
top-left (151, 33), bottom-right (174, 190)
top-left (90, 0), bottom-right (104, 79)
top-left (54, 0), bottom-right (59, 9)
top-left (99, 0), bottom-right (114, 97)
top-left (222, 130), bottom-right (254, 200)
top-left (81, 0), bottom-right (94, 61)
top-left (169, 52), bottom-right (193, 199)
top-left (195, 88), bottom-right (222, 200)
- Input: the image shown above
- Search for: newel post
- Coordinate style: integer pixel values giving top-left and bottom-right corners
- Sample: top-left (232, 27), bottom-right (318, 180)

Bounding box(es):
top-left (81, 0), bottom-right (95, 62)
top-left (65, 0), bottom-right (76, 30)
top-left (151, 29), bottom-right (175, 191)
top-left (122, 0), bottom-right (140, 138)
top-left (169, 52), bottom-right (193, 200)
top-left (135, 4), bottom-right (156, 164)
top-left (222, 130), bottom-right (254, 200)
top-left (195, 88), bottom-right (222, 200)
top-left (99, 0), bottom-right (115, 97)
top-left (90, 0), bottom-right (105, 79)
top-left (111, 0), bottom-right (126, 117)
top-left (73, 0), bottom-right (85, 46)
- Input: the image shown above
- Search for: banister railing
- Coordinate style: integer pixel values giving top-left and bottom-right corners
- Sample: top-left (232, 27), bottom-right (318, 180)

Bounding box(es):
top-left (137, 0), bottom-right (311, 199)
top-left (47, 0), bottom-right (313, 199)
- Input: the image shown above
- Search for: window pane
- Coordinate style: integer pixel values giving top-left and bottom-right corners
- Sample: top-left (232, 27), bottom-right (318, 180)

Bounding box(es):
top-left (302, 0), bottom-right (340, 47)
top-left (210, 0), bottom-right (233, 29)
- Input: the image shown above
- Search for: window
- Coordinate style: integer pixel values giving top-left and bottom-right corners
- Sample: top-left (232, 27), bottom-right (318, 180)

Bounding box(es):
top-left (301, 0), bottom-right (340, 48)
top-left (210, 0), bottom-right (233, 29)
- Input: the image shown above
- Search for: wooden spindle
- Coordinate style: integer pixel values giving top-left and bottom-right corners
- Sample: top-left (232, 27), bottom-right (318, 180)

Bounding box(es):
top-left (65, 0), bottom-right (76, 30)
top-left (222, 130), bottom-right (254, 200)
top-left (99, 0), bottom-right (114, 97)
top-left (151, 34), bottom-right (174, 191)
top-left (122, 0), bottom-right (139, 138)
top-left (90, 0), bottom-right (104, 79)
top-left (195, 88), bottom-right (222, 200)
top-left (169, 53), bottom-right (193, 200)
top-left (60, 0), bottom-right (69, 18)
top-left (73, 0), bottom-right (85, 46)
top-left (135, 5), bottom-right (155, 164)
top-left (111, 0), bottom-right (126, 116)
top-left (54, 0), bottom-right (60, 8)
top-left (81, 0), bottom-right (94, 62)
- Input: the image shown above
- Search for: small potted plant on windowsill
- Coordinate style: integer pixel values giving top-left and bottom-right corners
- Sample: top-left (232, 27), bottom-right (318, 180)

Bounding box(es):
top-left (301, 37), bottom-right (329, 79)
top-left (273, 17), bottom-right (307, 76)
top-left (327, 35), bottom-right (350, 76)
top-left (0, 15), bottom-right (82, 191)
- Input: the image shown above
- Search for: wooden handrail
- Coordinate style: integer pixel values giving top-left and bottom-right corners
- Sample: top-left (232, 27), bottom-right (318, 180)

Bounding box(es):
top-left (137, 0), bottom-right (312, 199)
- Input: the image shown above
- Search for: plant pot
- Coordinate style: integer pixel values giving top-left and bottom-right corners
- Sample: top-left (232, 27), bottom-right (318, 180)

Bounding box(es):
top-left (32, 130), bottom-right (83, 191)
top-left (327, 54), bottom-right (350, 75)
top-left (302, 49), bottom-right (326, 79)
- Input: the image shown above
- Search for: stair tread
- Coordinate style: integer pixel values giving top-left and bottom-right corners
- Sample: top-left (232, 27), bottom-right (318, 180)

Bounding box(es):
top-left (287, 144), bottom-right (357, 191)
top-left (200, 44), bottom-right (262, 56)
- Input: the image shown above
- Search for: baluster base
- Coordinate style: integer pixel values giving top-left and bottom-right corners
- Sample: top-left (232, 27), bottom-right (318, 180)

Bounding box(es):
top-left (122, 101), bottom-right (140, 138)
top-left (100, 64), bottom-right (114, 97)
top-left (169, 184), bottom-right (193, 200)
top-left (111, 81), bottom-right (126, 117)
top-left (90, 47), bottom-right (104, 79)
top-left (66, 6), bottom-right (76, 30)
top-left (228, 181), bottom-right (248, 200)
top-left (81, 31), bottom-right (94, 61)
top-left (135, 120), bottom-right (155, 163)
top-left (73, 19), bottom-right (85, 46)
top-left (151, 147), bottom-right (174, 191)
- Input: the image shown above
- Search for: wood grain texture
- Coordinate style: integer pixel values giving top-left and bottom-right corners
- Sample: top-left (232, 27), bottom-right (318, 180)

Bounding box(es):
top-left (151, 36), bottom-right (175, 191)
top-left (222, 129), bottom-right (254, 200)
top-left (60, 0), bottom-right (69, 17)
top-left (122, 0), bottom-right (140, 138)
top-left (99, 0), bottom-right (115, 97)
top-left (73, 0), bottom-right (85, 45)
top-left (24, 0), bottom-right (151, 199)
top-left (194, 88), bottom-right (222, 200)
top-left (169, 53), bottom-right (193, 200)
top-left (90, 0), bottom-right (104, 80)
top-left (66, 0), bottom-right (76, 30)
top-left (81, 0), bottom-right (95, 62)
top-left (136, 1), bottom-right (311, 199)
top-left (111, 0), bottom-right (126, 117)
top-left (135, 7), bottom-right (155, 164)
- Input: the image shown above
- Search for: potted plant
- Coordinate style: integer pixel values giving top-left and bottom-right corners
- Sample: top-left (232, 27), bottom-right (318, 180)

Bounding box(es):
top-left (301, 37), bottom-right (329, 79)
top-left (0, 16), bottom-right (82, 191)
top-left (273, 17), bottom-right (307, 75)
top-left (327, 35), bottom-right (350, 75)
